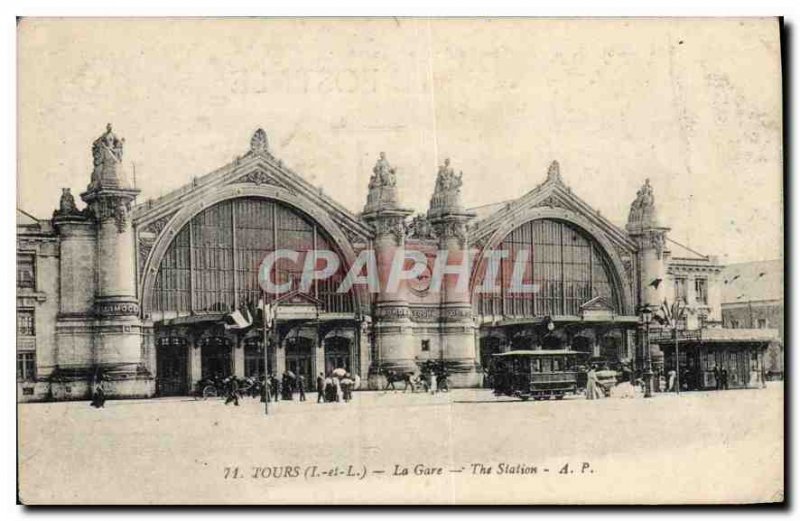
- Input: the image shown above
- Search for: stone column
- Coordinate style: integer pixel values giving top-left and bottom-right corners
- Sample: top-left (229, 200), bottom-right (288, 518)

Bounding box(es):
top-left (188, 337), bottom-right (202, 387)
top-left (428, 158), bottom-right (480, 387)
top-left (53, 206), bottom-right (96, 371)
top-left (80, 124), bottom-right (154, 397)
top-left (233, 338), bottom-right (245, 377)
top-left (626, 179), bottom-right (669, 384)
top-left (361, 153), bottom-right (414, 388)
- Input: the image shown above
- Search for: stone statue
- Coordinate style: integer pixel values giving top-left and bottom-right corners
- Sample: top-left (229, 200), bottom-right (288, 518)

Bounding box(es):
top-left (372, 152), bottom-right (396, 187)
top-left (88, 124), bottom-right (130, 191)
top-left (406, 214), bottom-right (437, 240)
top-left (434, 158), bottom-right (462, 193)
top-left (58, 188), bottom-right (78, 215)
top-left (429, 158), bottom-right (465, 217)
top-left (627, 178), bottom-right (658, 228)
top-left (363, 152), bottom-right (401, 213)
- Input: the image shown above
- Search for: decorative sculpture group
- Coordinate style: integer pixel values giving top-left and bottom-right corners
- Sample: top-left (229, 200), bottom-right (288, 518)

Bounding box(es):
top-left (627, 178), bottom-right (657, 228)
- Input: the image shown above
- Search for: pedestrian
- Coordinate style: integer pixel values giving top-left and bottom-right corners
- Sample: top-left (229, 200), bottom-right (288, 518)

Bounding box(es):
top-left (316, 373), bottom-right (325, 403)
top-left (586, 366), bottom-right (603, 400)
top-left (335, 376), bottom-right (343, 402)
top-left (341, 374), bottom-right (353, 402)
top-left (429, 369), bottom-right (437, 395)
top-left (324, 374), bottom-right (336, 402)
top-left (282, 372), bottom-right (293, 401)
top-left (297, 374), bottom-right (307, 402)
top-left (713, 365), bottom-right (721, 390)
top-left (270, 374), bottom-right (280, 402)
top-left (667, 369), bottom-right (677, 392)
top-left (259, 374), bottom-right (267, 403)
top-left (90, 379), bottom-right (106, 408)
top-left (224, 376), bottom-right (240, 406)
top-left (721, 368), bottom-right (729, 390)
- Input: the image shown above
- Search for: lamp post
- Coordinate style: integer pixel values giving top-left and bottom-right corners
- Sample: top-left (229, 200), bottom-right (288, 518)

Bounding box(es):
top-left (641, 304), bottom-right (654, 398)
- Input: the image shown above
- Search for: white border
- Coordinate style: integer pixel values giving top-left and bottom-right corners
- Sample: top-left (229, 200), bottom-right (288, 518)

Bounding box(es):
top-left (4, 2), bottom-right (795, 519)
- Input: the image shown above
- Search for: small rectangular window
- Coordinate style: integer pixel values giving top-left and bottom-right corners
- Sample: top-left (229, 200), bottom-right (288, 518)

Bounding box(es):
top-left (695, 278), bottom-right (708, 305)
top-left (420, 339), bottom-right (430, 352)
top-left (757, 318), bottom-right (768, 329)
top-left (17, 352), bottom-right (36, 381)
top-left (17, 254), bottom-right (35, 290)
top-left (17, 310), bottom-right (35, 337)
top-left (674, 277), bottom-right (688, 303)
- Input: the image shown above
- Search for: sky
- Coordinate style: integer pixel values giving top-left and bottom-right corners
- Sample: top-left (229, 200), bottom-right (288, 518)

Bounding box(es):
top-left (17, 18), bottom-right (783, 264)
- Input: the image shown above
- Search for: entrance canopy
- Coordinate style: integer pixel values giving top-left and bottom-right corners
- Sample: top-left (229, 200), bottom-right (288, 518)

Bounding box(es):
top-left (493, 314), bottom-right (640, 328)
top-left (651, 327), bottom-right (779, 348)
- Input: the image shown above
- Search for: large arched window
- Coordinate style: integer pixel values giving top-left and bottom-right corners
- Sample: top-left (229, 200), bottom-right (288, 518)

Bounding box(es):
top-left (151, 197), bottom-right (354, 314)
top-left (475, 219), bottom-right (620, 317)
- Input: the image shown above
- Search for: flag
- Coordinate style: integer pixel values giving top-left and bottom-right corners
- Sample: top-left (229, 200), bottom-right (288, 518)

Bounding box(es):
top-left (224, 309), bottom-right (252, 330)
top-left (241, 305), bottom-right (253, 326)
top-left (648, 278), bottom-right (663, 289)
top-left (656, 298), bottom-right (686, 329)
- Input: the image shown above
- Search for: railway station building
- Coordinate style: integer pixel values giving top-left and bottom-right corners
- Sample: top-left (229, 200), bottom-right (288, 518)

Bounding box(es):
top-left (16, 126), bottom-right (777, 400)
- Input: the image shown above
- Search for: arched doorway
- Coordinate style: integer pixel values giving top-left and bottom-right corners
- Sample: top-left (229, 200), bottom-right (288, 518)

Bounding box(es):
top-left (156, 336), bottom-right (188, 396)
top-left (324, 336), bottom-right (351, 374)
top-left (479, 336), bottom-right (503, 388)
top-left (542, 334), bottom-right (563, 350)
top-left (200, 336), bottom-right (233, 379)
top-left (285, 336), bottom-right (314, 385)
top-left (572, 335), bottom-right (593, 355)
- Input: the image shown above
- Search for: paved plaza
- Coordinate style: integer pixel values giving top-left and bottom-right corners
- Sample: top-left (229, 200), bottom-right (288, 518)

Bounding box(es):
top-left (18, 384), bottom-right (783, 504)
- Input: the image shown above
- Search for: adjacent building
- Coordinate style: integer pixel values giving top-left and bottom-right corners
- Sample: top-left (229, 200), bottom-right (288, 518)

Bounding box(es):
top-left (16, 125), bottom-right (778, 400)
top-left (721, 259), bottom-right (784, 378)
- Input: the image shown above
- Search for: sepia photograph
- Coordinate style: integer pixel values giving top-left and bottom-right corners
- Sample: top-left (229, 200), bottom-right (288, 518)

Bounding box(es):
top-left (14, 16), bottom-right (784, 505)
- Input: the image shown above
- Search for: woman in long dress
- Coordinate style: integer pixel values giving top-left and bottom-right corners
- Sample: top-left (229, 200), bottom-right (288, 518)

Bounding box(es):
top-left (585, 367), bottom-right (603, 400)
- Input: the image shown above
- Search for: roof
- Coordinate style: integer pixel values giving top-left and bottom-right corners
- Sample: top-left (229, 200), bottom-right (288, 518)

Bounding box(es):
top-left (467, 200), bottom-right (513, 222)
top-left (493, 350), bottom-right (581, 357)
top-left (653, 327), bottom-right (780, 345)
top-left (666, 237), bottom-right (709, 261)
top-left (16, 208), bottom-right (39, 226)
top-left (721, 259), bottom-right (783, 303)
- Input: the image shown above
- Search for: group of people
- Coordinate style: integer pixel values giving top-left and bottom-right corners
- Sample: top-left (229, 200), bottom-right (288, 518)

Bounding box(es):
top-left (316, 372), bottom-right (359, 403)
top-left (219, 372), bottom-right (308, 407)
top-left (212, 369), bottom-right (364, 406)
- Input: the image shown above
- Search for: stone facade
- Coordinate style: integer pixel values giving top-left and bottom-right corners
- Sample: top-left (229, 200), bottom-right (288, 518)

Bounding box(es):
top-left (17, 126), bottom-right (748, 400)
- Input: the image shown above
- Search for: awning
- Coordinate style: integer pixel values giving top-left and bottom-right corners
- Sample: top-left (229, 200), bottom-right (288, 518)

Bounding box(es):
top-left (495, 314), bottom-right (640, 328)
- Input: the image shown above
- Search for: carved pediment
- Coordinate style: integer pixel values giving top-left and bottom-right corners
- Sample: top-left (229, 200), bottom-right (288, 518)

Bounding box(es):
top-left (580, 296), bottom-right (616, 314)
top-left (234, 168), bottom-right (293, 191)
top-left (276, 290), bottom-right (325, 307)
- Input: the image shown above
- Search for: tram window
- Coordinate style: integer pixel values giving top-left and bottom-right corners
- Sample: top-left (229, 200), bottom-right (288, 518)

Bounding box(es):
top-left (532, 359), bottom-right (541, 373)
top-left (553, 358), bottom-right (561, 371)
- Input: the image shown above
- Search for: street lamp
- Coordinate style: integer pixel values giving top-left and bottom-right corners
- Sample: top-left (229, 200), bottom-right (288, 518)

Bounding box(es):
top-left (640, 304), bottom-right (654, 398)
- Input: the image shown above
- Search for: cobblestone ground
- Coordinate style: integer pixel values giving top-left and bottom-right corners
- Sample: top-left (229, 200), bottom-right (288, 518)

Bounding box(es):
top-left (18, 383), bottom-right (783, 504)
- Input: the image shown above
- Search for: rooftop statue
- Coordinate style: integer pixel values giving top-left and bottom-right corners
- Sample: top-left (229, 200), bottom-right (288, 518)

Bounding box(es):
top-left (363, 152), bottom-right (401, 213)
top-left (434, 158), bottom-right (463, 193)
top-left (371, 151), bottom-right (397, 188)
top-left (88, 124), bottom-right (131, 191)
top-left (627, 178), bottom-right (658, 229)
top-left (428, 158), bottom-right (465, 218)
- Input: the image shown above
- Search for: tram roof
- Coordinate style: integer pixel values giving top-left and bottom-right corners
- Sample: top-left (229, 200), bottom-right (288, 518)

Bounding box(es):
top-left (492, 349), bottom-right (582, 357)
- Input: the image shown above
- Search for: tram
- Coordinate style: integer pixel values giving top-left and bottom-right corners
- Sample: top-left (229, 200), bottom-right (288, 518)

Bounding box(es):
top-left (490, 350), bottom-right (581, 401)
